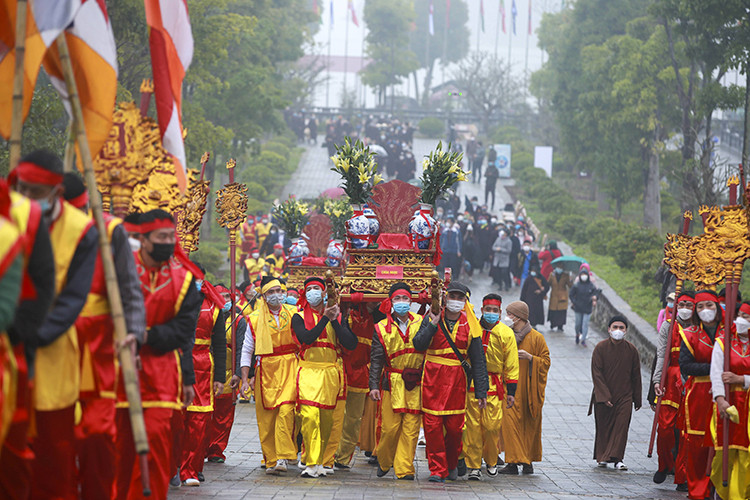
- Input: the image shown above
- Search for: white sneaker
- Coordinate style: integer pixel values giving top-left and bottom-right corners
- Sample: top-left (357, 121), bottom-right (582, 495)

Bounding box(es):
top-left (418, 428), bottom-right (426, 446)
top-left (265, 466), bottom-right (279, 475)
top-left (486, 464), bottom-right (498, 476)
top-left (274, 459), bottom-right (288, 472)
top-left (322, 466), bottom-right (334, 476)
top-left (183, 478), bottom-right (200, 487)
top-left (468, 469), bottom-right (481, 481)
top-left (300, 465), bottom-right (318, 478)
top-left (615, 462), bottom-right (628, 471)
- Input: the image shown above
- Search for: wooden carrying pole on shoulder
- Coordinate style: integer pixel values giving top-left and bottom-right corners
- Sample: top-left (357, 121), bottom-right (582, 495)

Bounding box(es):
top-left (56, 34), bottom-right (152, 496)
top-left (9, 0), bottom-right (28, 169)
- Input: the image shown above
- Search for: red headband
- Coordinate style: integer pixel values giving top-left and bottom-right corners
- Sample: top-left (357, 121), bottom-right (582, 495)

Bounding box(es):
top-left (390, 289), bottom-right (411, 300)
top-left (740, 303), bottom-right (750, 316)
top-left (215, 285), bottom-right (230, 295)
top-left (11, 162), bottom-right (63, 186)
top-left (304, 279), bottom-right (325, 291)
top-left (138, 218), bottom-right (175, 234)
top-left (122, 222), bottom-right (140, 233)
top-left (676, 293), bottom-right (695, 304)
top-left (274, 243), bottom-right (283, 249)
top-left (67, 191), bottom-right (89, 209)
top-left (483, 299), bottom-right (502, 308)
top-left (695, 292), bottom-right (718, 304)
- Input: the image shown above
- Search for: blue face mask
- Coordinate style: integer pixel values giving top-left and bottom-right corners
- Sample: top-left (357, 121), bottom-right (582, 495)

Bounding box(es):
top-left (222, 301), bottom-right (231, 312)
top-left (306, 289), bottom-right (323, 306)
top-left (484, 312), bottom-right (500, 324)
top-left (286, 295), bottom-right (298, 306)
top-left (195, 281), bottom-right (203, 292)
top-left (37, 197), bottom-right (52, 213)
top-left (392, 302), bottom-right (410, 316)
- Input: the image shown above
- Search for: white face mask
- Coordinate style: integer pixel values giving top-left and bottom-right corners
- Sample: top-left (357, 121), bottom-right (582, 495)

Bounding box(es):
top-left (503, 315), bottom-right (515, 327)
top-left (698, 308), bottom-right (717, 324)
top-left (609, 330), bottom-right (625, 341)
top-left (522, 245), bottom-right (530, 252)
top-left (677, 308), bottom-right (693, 320)
top-left (252, 252), bottom-right (260, 259)
top-left (735, 317), bottom-right (750, 335)
top-left (580, 274), bottom-right (589, 282)
top-left (445, 299), bottom-right (464, 313)
top-left (128, 237), bottom-right (141, 252)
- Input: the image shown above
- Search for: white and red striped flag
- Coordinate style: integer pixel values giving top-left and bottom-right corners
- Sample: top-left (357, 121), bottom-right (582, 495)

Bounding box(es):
top-left (348, 0), bottom-right (359, 27)
top-left (428, 0), bottom-right (434, 35)
top-left (43, 0), bottom-right (118, 161)
top-left (0, 0), bottom-right (81, 140)
top-left (499, 0), bottom-right (506, 34)
top-left (144, 0), bottom-right (194, 192)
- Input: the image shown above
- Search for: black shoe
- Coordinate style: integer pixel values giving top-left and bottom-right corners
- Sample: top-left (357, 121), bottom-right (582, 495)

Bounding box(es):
top-left (675, 483), bottom-right (688, 492)
top-left (522, 463), bottom-right (534, 474)
top-left (428, 474), bottom-right (444, 483)
top-left (169, 474), bottom-right (181, 488)
top-left (334, 461), bottom-right (350, 469)
top-left (457, 458), bottom-right (467, 477)
top-left (368, 456), bottom-right (379, 465)
top-left (575, 333), bottom-right (580, 345)
top-left (447, 468), bottom-right (458, 481)
top-left (497, 455), bottom-right (505, 466)
top-left (653, 469), bottom-right (667, 484)
top-left (499, 463), bottom-right (518, 475)
top-left (398, 474), bottom-right (414, 480)
top-left (364, 451), bottom-right (372, 457)
top-left (377, 467), bottom-right (389, 478)
top-left (197, 472), bottom-right (205, 482)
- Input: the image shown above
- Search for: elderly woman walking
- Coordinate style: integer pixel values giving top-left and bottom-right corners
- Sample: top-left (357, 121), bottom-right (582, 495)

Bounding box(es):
top-left (547, 266), bottom-right (571, 332)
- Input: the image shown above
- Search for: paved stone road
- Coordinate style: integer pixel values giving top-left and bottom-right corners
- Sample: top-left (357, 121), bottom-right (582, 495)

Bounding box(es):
top-left (170, 139), bottom-right (685, 499)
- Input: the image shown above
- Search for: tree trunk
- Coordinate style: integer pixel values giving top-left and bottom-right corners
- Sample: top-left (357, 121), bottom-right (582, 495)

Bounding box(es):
top-left (482, 108), bottom-right (490, 136)
top-left (412, 71), bottom-right (420, 104)
top-left (643, 141), bottom-right (662, 231)
top-left (742, 67), bottom-right (750, 170)
top-left (422, 59), bottom-right (435, 108)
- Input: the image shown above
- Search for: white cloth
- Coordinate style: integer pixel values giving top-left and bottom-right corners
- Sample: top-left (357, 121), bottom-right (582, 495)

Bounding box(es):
top-left (710, 339), bottom-right (750, 399)
top-left (240, 323), bottom-right (255, 369)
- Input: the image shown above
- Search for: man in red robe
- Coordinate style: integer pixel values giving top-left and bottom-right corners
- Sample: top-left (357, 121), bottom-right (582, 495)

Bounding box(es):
top-left (413, 281), bottom-right (489, 482)
top-left (114, 209), bottom-right (201, 500)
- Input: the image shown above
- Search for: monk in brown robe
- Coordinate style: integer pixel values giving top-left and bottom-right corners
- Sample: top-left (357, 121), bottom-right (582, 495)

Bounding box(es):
top-left (499, 301), bottom-right (551, 475)
top-left (589, 315), bottom-right (641, 470)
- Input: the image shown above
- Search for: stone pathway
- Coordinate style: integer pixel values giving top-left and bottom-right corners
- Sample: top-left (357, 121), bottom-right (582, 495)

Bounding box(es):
top-left (169, 139), bottom-right (684, 499)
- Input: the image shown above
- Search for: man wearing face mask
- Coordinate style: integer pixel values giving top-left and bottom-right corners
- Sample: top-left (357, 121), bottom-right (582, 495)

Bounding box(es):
top-left (206, 284), bottom-right (246, 467)
top-left (679, 290), bottom-right (722, 500)
top-left (63, 173), bottom-right (146, 499)
top-left (114, 209), bottom-right (202, 500)
top-left (440, 216), bottom-right (463, 280)
top-left (589, 316), bottom-right (641, 471)
top-left (516, 238), bottom-right (538, 288)
top-left (652, 291), bottom-right (694, 489)
top-left (265, 243), bottom-right (286, 277)
top-left (708, 301), bottom-right (750, 499)
top-left (243, 247), bottom-right (264, 282)
top-left (368, 284), bottom-right (425, 480)
top-left (500, 301), bottom-right (550, 475)
top-left (255, 216), bottom-right (272, 250)
top-left (292, 277), bottom-right (357, 478)
top-left (240, 276), bottom-right (299, 475)
top-left (412, 282), bottom-right (489, 482)
top-left (463, 294), bottom-right (519, 481)
top-left (10, 151), bottom-right (99, 500)
top-left (178, 275), bottom-right (227, 486)
top-left (569, 269), bottom-right (598, 347)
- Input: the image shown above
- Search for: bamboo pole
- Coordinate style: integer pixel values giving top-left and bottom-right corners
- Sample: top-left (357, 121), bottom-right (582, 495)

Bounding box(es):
top-left (63, 119), bottom-right (76, 173)
top-left (9, 0), bottom-right (28, 170)
top-left (56, 34), bottom-right (152, 496)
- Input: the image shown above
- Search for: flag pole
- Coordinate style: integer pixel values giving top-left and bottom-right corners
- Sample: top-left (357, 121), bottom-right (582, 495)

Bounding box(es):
top-left (360, 21), bottom-right (367, 108)
top-left (524, 1), bottom-right (531, 98)
top-left (442, 1), bottom-right (449, 85)
top-left (56, 33), bottom-right (152, 497)
top-left (494, 3), bottom-right (501, 58)
top-left (63, 119), bottom-right (76, 173)
top-left (344, 3), bottom-right (350, 100)
top-left (326, 9), bottom-right (332, 109)
top-left (9, 0), bottom-right (28, 170)
top-left (476, 6), bottom-right (481, 53)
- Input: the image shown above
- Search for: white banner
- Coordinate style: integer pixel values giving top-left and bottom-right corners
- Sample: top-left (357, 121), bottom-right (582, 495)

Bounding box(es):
top-left (493, 144), bottom-right (512, 178)
top-left (534, 146), bottom-right (554, 177)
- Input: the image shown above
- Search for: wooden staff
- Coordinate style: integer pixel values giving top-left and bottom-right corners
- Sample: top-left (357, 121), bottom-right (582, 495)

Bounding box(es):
top-left (9, 0), bottom-right (28, 170)
top-left (56, 34), bottom-right (151, 496)
top-left (721, 260), bottom-right (741, 487)
top-left (647, 212), bottom-right (691, 457)
top-left (325, 269), bottom-right (338, 307)
top-left (63, 119), bottom-right (76, 173)
top-left (227, 161), bottom-right (238, 403)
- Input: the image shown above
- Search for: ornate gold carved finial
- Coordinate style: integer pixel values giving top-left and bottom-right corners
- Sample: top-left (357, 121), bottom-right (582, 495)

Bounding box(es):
top-left (684, 210), bottom-right (693, 221)
top-left (728, 175), bottom-right (740, 187)
top-left (200, 152), bottom-right (210, 164)
top-left (698, 205), bottom-right (710, 215)
top-left (140, 79), bottom-right (153, 93)
top-left (226, 159), bottom-right (237, 170)
top-left (215, 181), bottom-right (248, 231)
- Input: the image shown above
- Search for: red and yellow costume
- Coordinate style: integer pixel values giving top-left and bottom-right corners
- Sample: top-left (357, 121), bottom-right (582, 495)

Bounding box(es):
top-left (463, 308), bottom-right (519, 470)
top-left (334, 305), bottom-right (375, 466)
top-left (246, 288), bottom-right (299, 468)
top-left (115, 248), bottom-right (194, 500)
top-left (206, 306), bottom-right (244, 462)
top-left (372, 305), bottom-right (425, 478)
top-left (679, 305), bottom-right (721, 500)
top-left (708, 328), bottom-right (750, 499)
top-left (74, 213), bottom-right (123, 499)
top-left (180, 298), bottom-right (223, 481)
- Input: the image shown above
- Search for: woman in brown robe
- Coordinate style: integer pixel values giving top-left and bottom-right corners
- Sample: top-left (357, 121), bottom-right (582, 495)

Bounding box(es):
top-left (499, 301), bottom-right (551, 475)
top-left (589, 315), bottom-right (642, 470)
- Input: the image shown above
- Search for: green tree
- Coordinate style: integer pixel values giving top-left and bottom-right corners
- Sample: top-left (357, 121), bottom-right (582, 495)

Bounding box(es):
top-left (361, 0), bottom-right (419, 106)
top-left (409, 0), bottom-right (470, 106)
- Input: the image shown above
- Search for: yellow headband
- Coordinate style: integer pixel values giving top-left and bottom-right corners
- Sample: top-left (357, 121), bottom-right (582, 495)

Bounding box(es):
top-left (261, 279), bottom-right (282, 294)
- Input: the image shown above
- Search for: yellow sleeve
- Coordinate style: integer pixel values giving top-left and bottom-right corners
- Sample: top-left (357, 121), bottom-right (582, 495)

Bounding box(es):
top-left (502, 328), bottom-right (520, 383)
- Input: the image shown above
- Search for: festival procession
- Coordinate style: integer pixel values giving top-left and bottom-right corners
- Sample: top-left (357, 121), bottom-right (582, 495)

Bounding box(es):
top-left (2, 0), bottom-right (750, 499)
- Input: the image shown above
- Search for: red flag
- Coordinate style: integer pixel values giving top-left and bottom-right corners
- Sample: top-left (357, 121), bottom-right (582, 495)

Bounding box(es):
top-left (43, 0), bottom-right (118, 160)
top-left (144, 0), bottom-right (194, 192)
top-left (313, 0), bottom-right (319, 16)
top-left (348, 0), bottom-right (359, 27)
top-left (528, 0), bottom-right (532, 35)
top-left (499, 0), bottom-right (506, 34)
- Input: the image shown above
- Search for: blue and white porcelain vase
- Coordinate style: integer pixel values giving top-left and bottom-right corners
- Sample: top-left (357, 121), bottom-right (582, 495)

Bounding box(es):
top-left (288, 237), bottom-right (309, 265)
top-left (346, 204), bottom-right (370, 249)
top-left (325, 239), bottom-right (344, 266)
top-left (408, 203), bottom-right (436, 250)
top-left (363, 205), bottom-right (380, 239)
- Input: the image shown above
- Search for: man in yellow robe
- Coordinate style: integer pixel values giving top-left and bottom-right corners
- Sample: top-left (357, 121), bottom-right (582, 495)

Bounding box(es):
top-left (369, 283), bottom-right (425, 480)
top-left (499, 301), bottom-right (550, 475)
top-left (464, 293), bottom-right (519, 480)
top-left (240, 276), bottom-right (299, 475)
top-left (292, 277), bottom-right (357, 478)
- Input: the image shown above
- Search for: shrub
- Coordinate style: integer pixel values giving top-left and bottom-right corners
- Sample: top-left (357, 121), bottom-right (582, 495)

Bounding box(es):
top-left (191, 245), bottom-right (223, 277)
top-left (418, 117), bottom-right (445, 137)
top-left (245, 181), bottom-right (268, 201)
top-left (513, 151), bottom-right (534, 171)
top-left (257, 150), bottom-right (287, 174)
top-left (553, 214), bottom-right (589, 244)
top-left (263, 141), bottom-right (291, 160)
top-left (270, 135), bottom-right (296, 148)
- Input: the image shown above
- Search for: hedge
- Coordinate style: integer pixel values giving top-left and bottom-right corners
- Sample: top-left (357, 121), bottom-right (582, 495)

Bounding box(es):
top-left (418, 117), bottom-right (444, 137)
